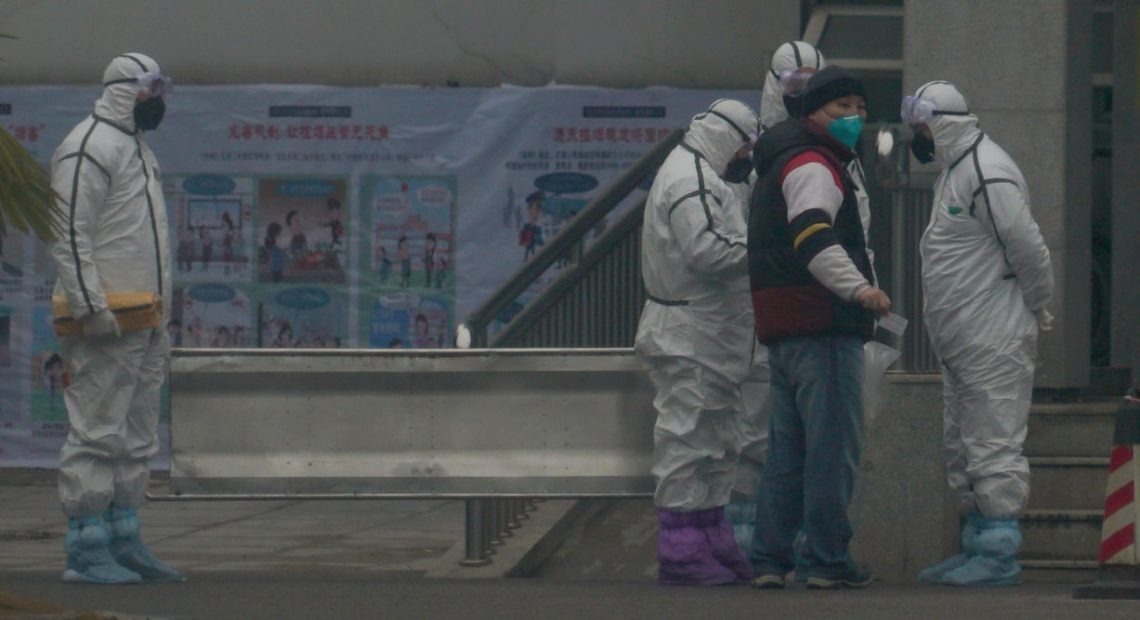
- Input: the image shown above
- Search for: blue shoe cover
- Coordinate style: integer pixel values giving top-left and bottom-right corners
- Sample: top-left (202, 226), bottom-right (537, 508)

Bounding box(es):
top-left (107, 507), bottom-right (185, 583)
top-left (940, 518), bottom-right (1021, 587)
top-left (62, 516), bottom-right (142, 585)
top-left (918, 513), bottom-right (981, 583)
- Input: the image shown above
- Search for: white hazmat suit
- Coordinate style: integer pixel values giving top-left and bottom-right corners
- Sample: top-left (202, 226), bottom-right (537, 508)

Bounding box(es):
top-left (49, 54), bottom-right (181, 585)
top-left (916, 81), bottom-right (1053, 519)
top-left (913, 81), bottom-right (1053, 587)
top-left (760, 41), bottom-right (825, 131)
top-left (637, 99), bottom-right (760, 586)
top-left (636, 99), bottom-right (759, 512)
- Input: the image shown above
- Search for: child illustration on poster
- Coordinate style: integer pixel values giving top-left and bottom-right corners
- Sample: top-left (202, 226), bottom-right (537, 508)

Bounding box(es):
top-left (503, 172), bottom-right (596, 265)
top-left (366, 291), bottom-right (452, 349)
top-left (257, 178), bottom-right (348, 284)
top-left (363, 176), bottom-right (455, 293)
top-left (362, 175), bottom-right (456, 348)
top-left (259, 286), bottom-right (347, 349)
top-left (178, 284), bottom-right (253, 348)
top-left (164, 175), bottom-right (254, 282)
top-left (29, 307), bottom-right (66, 421)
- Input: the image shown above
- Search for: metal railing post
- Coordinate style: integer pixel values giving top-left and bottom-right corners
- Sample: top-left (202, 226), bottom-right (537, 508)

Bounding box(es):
top-left (458, 499), bottom-right (492, 567)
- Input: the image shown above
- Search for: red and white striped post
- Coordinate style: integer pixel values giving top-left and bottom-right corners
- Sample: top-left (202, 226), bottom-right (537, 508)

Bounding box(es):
top-left (1074, 389), bottom-right (1140, 599)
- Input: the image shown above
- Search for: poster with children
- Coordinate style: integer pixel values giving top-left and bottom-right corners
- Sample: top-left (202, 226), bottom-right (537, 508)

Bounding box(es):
top-left (258, 286), bottom-right (348, 348)
top-left (362, 176), bottom-right (454, 293)
top-left (365, 290), bottom-right (453, 349)
top-left (257, 178), bottom-right (348, 284)
top-left (165, 175), bottom-right (255, 282)
top-left (174, 284), bottom-right (255, 348)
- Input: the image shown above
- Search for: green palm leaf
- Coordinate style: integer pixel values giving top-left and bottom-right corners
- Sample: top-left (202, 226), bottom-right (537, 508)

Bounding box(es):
top-left (0, 125), bottom-right (65, 241)
top-left (0, 30), bottom-right (65, 242)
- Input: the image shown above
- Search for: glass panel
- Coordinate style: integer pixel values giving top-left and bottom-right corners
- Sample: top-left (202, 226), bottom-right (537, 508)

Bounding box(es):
top-left (861, 73), bottom-right (903, 123)
top-left (818, 15), bottom-right (903, 60)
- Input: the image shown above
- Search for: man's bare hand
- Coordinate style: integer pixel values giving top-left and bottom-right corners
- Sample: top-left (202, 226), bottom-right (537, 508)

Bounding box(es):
top-left (856, 287), bottom-right (892, 317)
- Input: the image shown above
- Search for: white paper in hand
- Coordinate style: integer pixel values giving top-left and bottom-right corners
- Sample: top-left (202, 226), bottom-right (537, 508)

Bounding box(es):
top-left (877, 312), bottom-right (908, 337)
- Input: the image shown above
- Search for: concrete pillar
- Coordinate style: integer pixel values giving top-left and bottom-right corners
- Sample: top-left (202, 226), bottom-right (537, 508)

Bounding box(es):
top-left (1113, 0), bottom-right (1140, 380)
top-left (903, 0), bottom-right (1092, 389)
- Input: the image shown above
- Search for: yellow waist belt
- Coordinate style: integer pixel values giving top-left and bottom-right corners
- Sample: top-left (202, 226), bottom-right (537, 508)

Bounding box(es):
top-left (52, 292), bottom-right (164, 337)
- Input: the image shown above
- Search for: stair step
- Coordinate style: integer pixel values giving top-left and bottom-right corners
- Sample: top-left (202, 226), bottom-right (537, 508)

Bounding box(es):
top-left (1021, 510), bottom-right (1102, 561)
top-left (1022, 559), bottom-right (1100, 584)
top-left (1027, 400), bottom-right (1118, 457)
top-left (1027, 457), bottom-right (1110, 511)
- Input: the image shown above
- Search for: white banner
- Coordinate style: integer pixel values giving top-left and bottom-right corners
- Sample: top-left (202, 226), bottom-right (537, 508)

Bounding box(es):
top-left (0, 84), bottom-right (758, 467)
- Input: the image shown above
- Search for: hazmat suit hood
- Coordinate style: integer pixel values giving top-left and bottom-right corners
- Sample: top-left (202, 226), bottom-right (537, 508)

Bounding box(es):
top-left (683, 99), bottom-right (759, 180)
top-left (914, 81), bottom-right (981, 168)
top-left (760, 41), bottom-right (825, 130)
top-left (96, 53), bottom-right (162, 132)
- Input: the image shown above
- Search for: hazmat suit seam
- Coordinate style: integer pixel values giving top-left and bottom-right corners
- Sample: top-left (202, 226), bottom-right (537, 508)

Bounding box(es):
top-left (683, 145), bottom-right (746, 254)
top-left (58, 152), bottom-right (112, 184)
top-left (66, 121), bottom-right (104, 315)
top-left (969, 152), bottom-right (1014, 269)
top-left (93, 114), bottom-right (136, 137)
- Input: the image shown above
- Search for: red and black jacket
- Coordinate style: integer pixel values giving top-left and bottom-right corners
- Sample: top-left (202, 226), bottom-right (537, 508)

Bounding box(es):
top-left (747, 119), bottom-right (875, 345)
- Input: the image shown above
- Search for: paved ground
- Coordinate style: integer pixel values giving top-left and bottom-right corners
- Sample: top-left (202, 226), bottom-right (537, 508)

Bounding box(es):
top-left (3, 469), bottom-right (1139, 620)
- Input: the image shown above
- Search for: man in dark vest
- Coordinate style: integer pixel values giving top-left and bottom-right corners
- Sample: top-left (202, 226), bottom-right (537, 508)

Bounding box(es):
top-left (745, 66), bottom-right (890, 590)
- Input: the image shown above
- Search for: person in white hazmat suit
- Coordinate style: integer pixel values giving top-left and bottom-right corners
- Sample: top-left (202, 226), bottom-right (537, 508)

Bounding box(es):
top-left (904, 81), bottom-right (1054, 587)
top-left (635, 99), bottom-right (760, 586)
top-left (49, 53), bottom-right (183, 584)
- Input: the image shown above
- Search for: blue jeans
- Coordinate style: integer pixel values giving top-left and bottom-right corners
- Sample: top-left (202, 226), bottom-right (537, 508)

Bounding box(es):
top-left (748, 335), bottom-right (865, 579)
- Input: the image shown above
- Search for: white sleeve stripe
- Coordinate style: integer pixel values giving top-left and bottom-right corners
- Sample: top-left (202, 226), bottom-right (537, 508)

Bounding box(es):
top-left (782, 162), bottom-right (843, 223)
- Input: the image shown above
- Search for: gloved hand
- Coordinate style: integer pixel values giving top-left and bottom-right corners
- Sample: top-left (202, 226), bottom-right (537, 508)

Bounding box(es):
top-left (1035, 308), bottom-right (1055, 332)
top-left (82, 309), bottom-right (121, 338)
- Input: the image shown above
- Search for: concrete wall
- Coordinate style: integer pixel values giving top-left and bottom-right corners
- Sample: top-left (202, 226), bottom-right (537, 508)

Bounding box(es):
top-left (1112, 0), bottom-right (1140, 378)
top-left (0, 0), bottom-right (799, 89)
top-left (903, 0), bottom-right (1093, 389)
top-left (850, 374), bottom-right (949, 582)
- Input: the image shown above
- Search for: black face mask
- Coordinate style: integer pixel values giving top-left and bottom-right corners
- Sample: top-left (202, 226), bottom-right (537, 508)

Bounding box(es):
top-left (722, 157), bottom-right (754, 184)
top-left (782, 94), bottom-right (803, 120)
top-left (910, 132), bottom-right (935, 164)
top-left (133, 97), bottom-right (166, 131)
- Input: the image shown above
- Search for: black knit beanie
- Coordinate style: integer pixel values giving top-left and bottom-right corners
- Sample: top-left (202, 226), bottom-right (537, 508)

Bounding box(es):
top-left (798, 66), bottom-right (865, 117)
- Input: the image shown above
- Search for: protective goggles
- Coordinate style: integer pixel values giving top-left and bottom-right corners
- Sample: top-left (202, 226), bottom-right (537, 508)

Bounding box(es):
top-left (900, 95), bottom-right (968, 125)
top-left (104, 70), bottom-right (174, 97)
top-left (779, 68), bottom-right (817, 98)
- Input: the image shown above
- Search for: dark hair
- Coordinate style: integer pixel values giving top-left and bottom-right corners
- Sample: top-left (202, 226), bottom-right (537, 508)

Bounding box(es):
top-left (327, 197), bottom-right (341, 210)
top-left (286, 210), bottom-right (298, 226)
top-left (45, 353), bottom-right (63, 371)
top-left (264, 222), bottom-right (282, 249)
top-left (426, 232), bottom-right (436, 242)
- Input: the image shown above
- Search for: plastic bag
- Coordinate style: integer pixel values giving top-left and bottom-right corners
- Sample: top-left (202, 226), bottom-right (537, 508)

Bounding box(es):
top-left (863, 341), bottom-right (901, 425)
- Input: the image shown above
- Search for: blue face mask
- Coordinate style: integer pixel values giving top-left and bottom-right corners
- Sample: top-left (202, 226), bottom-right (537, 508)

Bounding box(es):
top-left (827, 114), bottom-right (863, 149)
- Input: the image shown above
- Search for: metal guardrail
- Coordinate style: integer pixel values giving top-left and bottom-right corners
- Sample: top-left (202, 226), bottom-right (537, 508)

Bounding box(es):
top-left (163, 349), bottom-right (655, 498)
top-left (158, 348), bottom-right (658, 568)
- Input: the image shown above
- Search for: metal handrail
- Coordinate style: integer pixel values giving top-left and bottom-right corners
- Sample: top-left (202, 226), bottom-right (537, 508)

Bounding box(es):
top-left (463, 128), bottom-right (684, 347)
top-left (490, 197), bottom-right (646, 347)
